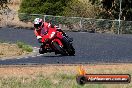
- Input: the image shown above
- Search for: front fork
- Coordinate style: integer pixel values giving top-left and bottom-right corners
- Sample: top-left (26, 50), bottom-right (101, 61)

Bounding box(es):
top-left (52, 38), bottom-right (63, 47)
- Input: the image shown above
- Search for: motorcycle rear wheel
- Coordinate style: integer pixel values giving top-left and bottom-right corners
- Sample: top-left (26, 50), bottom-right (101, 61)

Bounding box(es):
top-left (62, 37), bottom-right (75, 56)
top-left (67, 44), bottom-right (75, 56)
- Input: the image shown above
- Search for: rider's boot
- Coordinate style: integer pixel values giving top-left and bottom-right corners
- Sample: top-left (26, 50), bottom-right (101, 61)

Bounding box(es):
top-left (39, 44), bottom-right (47, 54)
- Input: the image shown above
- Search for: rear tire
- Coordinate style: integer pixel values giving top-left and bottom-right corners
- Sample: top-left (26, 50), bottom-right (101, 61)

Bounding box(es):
top-left (67, 44), bottom-right (75, 56)
top-left (62, 37), bottom-right (75, 56)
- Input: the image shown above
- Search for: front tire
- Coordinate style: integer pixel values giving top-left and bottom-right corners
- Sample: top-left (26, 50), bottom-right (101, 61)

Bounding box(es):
top-left (52, 42), bottom-right (67, 56)
top-left (39, 48), bottom-right (44, 54)
top-left (39, 45), bottom-right (46, 54)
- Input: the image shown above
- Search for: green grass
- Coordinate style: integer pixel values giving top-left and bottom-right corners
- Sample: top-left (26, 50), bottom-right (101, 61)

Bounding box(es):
top-left (0, 75), bottom-right (104, 88)
top-left (0, 74), bottom-right (126, 88)
top-left (0, 77), bottom-right (52, 88)
top-left (0, 72), bottom-right (131, 88)
top-left (0, 40), bottom-right (33, 52)
top-left (16, 41), bottom-right (33, 52)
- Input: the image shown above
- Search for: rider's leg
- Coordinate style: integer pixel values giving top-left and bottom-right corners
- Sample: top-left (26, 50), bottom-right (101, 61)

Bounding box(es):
top-left (39, 43), bottom-right (47, 54)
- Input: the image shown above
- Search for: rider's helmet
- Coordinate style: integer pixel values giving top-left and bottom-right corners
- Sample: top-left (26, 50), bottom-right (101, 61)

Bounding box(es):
top-left (34, 18), bottom-right (43, 30)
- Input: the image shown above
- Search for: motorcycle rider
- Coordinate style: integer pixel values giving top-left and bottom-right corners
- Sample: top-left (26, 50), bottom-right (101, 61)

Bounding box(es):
top-left (33, 18), bottom-right (72, 53)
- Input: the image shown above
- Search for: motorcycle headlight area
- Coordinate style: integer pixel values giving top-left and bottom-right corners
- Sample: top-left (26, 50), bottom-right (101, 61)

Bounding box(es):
top-left (50, 32), bottom-right (56, 38)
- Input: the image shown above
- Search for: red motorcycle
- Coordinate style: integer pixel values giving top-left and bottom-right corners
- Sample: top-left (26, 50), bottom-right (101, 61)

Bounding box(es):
top-left (39, 27), bottom-right (75, 56)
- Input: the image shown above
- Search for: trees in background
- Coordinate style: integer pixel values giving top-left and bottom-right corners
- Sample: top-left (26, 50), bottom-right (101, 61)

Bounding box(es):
top-left (0, 0), bottom-right (11, 14)
top-left (89, 0), bottom-right (132, 21)
top-left (63, 0), bottom-right (99, 18)
top-left (1, 0), bottom-right (132, 21)
top-left (19, 0), bottom-right (69, 15)
top-left (19, 0), bottom-right (99, 18)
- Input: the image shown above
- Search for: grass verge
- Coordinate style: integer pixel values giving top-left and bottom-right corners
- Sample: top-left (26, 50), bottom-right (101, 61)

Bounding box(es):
top-left (0, 40), bottom-right (33, 52)
top-left (16, 41), bottom-right (33, 52)
top-left (0, 64), bottom-right (131, 88)
top-left (0, 40), bottom-right (33, 58)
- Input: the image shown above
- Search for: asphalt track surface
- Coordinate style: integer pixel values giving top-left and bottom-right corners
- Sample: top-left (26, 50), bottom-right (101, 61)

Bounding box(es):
top-left (0, 27), bottom-right (132, 65)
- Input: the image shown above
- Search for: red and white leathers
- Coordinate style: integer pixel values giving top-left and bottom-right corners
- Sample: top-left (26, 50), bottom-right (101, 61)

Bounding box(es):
top-left (34, 22), bottom-right (65, 44)
top-left (34, 22), bottom-right (51, 42)
top-left (34, 18), bottom-right (70, 44)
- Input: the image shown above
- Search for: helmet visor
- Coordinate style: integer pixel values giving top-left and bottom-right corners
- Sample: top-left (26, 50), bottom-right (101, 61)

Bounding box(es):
top-left (34, 23), bottom-right (42, 30)
top-left (34, 24), bottom-right (39, 29)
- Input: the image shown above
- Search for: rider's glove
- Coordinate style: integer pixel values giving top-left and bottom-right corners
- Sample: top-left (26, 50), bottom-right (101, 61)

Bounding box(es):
top-left (37, 36), bottom-right (42, 43)
top-left (38, 38), bottom-right (42, 43)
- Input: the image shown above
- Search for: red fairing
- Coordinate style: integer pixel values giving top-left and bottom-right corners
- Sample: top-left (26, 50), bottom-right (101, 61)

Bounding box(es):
top-left (41, 27), bottom-right (63, 47)
top-left (56, 31), bottom-right (63, 39)
top-left (52, 39), bottom-right (63, 47)
top-left (52, 31), bottom-right (63, 46)
top-left (41, 34), bottom-right (49, 43)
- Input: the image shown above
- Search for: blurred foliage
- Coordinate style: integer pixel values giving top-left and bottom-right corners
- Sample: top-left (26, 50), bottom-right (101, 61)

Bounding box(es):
top-left (19, 0), bottom-right (99, 17)
top-left (63, 0), bottom-right (100, 18)
top-left (16, 41), bottom-right (33, 52)
top-left (44, 15), bottom-right (82, 31)
top-left (0, 0), bottom-right (10, 9)
top-left (121, 21), bottom-right (132, 34)
top-left (0, 0), bottom-right (11, 14)
top-left (18, 13), bottom-right (44, 22)
top-left (45, 15), bottom-right (81, 25)
top-left (18, 0), bottom-right (69, 21)
top-left (19, 0), bottom-right (69, 15)
top-left (18, 0), bottom-right (99, 22)
top-left (89, 0), bottom-right (132, 21)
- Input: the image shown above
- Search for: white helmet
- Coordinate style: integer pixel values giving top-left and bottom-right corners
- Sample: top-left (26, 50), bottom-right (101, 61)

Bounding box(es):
top-left (34, 18), bottom-right (43, 30)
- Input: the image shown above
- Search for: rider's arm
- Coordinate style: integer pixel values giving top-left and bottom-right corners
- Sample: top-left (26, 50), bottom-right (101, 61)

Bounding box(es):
top-left (34, 29), bottom-right (41, 37)
top-left (34, 29), bottom-right (42, 43)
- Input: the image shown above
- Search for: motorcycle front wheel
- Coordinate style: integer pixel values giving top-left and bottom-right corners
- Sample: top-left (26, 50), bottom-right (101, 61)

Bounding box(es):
top-left (67, 44), bottom-right (75, 56)
top-left (39, 47), bottom-right (44, 54)
top-left (52, 42), bottom-right (68, 56)
top-left (39, 45), bottom-right (46, 54)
